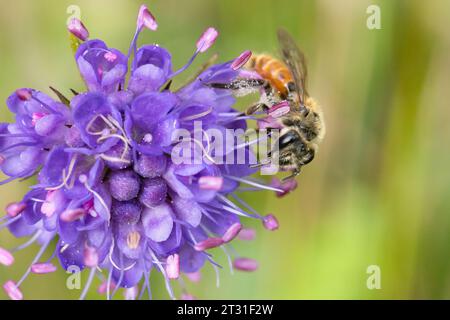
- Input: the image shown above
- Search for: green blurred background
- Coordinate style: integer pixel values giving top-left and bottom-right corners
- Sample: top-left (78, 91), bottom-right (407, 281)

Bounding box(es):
top-left (1, 0), bottom-right (450, 299)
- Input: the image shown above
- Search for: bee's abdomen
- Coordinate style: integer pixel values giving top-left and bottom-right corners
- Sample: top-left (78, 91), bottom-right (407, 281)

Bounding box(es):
top-left (247, 54), bottom-right (293, 96)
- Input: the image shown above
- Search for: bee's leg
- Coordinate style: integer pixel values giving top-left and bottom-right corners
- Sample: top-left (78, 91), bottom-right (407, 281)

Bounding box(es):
top-left (244, 103), bottom-right (269, 115)
top-left (204, 78), bottom-right (266, 90)
top-left (282, 168), bottom-right (301, 181)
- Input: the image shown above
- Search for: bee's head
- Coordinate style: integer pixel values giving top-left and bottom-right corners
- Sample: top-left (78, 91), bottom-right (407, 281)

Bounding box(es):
top-left (278, 130), bottom-right (315, 166)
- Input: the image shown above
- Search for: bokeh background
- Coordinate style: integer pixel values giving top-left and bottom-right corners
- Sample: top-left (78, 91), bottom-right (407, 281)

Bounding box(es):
top-left (1, 0), bottom-right (450, 299)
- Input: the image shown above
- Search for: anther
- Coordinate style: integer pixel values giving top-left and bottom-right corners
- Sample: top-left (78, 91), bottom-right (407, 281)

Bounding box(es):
top-left (6, 202), bottom-right (26, 218)
top-left (137, 5), bottom-right (158, 31)
top-left (194, 237), bottom-right (224, 251)
top-left (165, 254), bottom-right (180, 280)
top-left (67, 18), bottom-right (89, 41)
top-left (3, 281), bottom-right (23, 300)
top-left (222, 223), bottom-right (242, 243)
top-left (196, 27), bottom-right (218, 53)
top-left (30, 262), bottom-right (57, 274)
top-left (198, 176), bottom-right (223, 191)
top-left (233, 257), bottom-right (258, 272)
top-left (231, 50), bottom-right (252, 70)
top-left (0, 247), bottom-right (14, 266)
top-left (262, 214), bottom-right (279, 231)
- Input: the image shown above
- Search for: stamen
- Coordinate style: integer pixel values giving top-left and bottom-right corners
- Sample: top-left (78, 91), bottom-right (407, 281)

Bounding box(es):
top-left (106, 265), bottom-right (113, 300)
top-left (104, 52), bottom-right (117, 62)
top-left (17, 240), bottom-right (52, 287)
top-left (181, 107), bottom-right (213, 121)
top-left (220, 245), bottom-right (234, 275)
top-left (2, 281), bottom-right (23, 300)
top-left (268, 101), bottom-right (290, 118)
top-left (60, 208), bottom-right (86, 222)
top-left (107, 240), bottom-right (136, 272)
top-left (216, 194), bottom-right (258, 219)
top-left (165, 254), bottom-right (180, 280)
top-left (79, 267), bottom-right (96, 300)
top-left (137, 4), bottom-right (158, 31)
top-left (6, 202), bottom-right (26, 217)
top-left (230, 193), bottom-right (263, 218)
top-left (198, 176), bottom-right (223, 191)
top-left (0, 215), bottom-right (21, 230)
top-left (45, 154), bottom-right (78, 191)
top-left (30, 262), bottom-right (57, 274)
top-left (143, 133), bottom-right (153, 143)
top-left (222, 223), bottom-right (242, 243)
top-left (31, 112), bottom-right (47, 126)
top-left (233, 257), bottom-right (258, 272)
top-left (149, 250), bottom-right (175, 300)
top-left (11, 230), bottom-right (42, 253)
top-left (194, 237), bottom-right (224, 251)
top-left (84, 245), bottom-right (99, 268)
top-left (67, 18), bottom-right (89, 41)
top-left (79, 175), bottom-right (111, 221)
top-left (238, 228), bottom-right (256, 241)
top-left (98, 279), bottom-right (116, 295)
top-left (223, 175), bottom-right (283, 193)
top-left (126, 231), bottom-right (141, 250)
top-left (181, 293), bottom-right (196, 300)
top-left (0, 247), bottom-right (14, 266)
top-left (231, 50), bottom-right (252, 70)
top-left (15, 88), bottom-right (32, 101)
top-left (185, 271), bottom-right (201, 283)
top-left (263, 214), bottom-right (279, 231)
top-left (196, 27), bottom-right (218, 53)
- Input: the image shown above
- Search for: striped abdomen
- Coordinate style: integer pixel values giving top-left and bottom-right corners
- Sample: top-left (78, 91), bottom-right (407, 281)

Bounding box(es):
top-left (246, 54), bottom-right (294, 97)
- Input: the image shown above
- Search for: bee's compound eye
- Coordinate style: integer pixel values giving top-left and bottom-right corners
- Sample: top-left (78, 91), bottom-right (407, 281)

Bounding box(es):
top-left (279, 131), bottom-right (297, 149)
top-left (287, 82), bottom-right (296, 92)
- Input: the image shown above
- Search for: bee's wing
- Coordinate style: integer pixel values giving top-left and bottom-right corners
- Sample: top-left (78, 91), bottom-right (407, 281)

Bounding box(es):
top-left (277, 28), bottom-right (308, 105)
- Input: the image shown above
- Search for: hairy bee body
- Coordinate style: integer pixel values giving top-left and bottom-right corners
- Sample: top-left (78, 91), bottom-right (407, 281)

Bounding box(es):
top-left (244, 32), bottom-right (326, 179)
top-left (246, 54), bottom-right (294, 97)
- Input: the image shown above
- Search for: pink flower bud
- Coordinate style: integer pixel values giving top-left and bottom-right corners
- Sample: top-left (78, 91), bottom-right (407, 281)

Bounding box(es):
top-left (196, 27), bottom-right (218, 53)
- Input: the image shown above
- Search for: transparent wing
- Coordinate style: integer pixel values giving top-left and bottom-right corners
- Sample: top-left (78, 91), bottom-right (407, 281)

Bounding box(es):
top-left (277, 28), bottom-right (308, 105)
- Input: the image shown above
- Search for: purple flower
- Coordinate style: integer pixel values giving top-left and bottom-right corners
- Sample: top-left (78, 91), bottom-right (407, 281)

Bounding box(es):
top-left (0, 5), bottom-right (285, 300)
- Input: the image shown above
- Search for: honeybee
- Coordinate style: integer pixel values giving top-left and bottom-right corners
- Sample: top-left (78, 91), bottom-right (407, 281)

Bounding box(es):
top-left (206, 29), bottom-right (325, 180)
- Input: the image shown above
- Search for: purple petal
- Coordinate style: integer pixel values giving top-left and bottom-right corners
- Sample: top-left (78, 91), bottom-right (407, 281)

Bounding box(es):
top-left (141, 203), bottom-right (174, 242)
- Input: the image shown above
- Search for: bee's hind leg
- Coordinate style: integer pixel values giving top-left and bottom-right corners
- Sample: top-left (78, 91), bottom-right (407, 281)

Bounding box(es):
top-left (203, 78), bottom-right (267, 90)
top-left (282, 169), bottom-right (301, 181)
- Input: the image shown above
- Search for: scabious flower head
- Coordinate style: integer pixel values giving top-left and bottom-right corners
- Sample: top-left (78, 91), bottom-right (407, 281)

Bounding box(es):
top-left (0, 5), bottom-right (284, 300)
